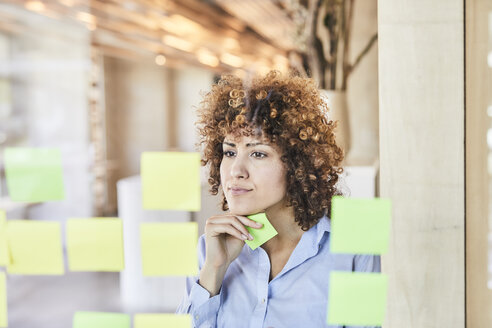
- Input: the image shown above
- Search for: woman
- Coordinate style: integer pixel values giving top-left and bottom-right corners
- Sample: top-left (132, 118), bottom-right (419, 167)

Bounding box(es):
top-left (177, 71), bottom-right (380, 327)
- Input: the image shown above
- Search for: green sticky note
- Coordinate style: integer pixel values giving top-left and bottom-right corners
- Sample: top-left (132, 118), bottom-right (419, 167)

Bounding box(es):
top-left (4, 147), bottom-right (65, 202)
top-left (327, 271), bottom-right (388, 326)
top-left (330, 196), bottom-right (391, 254)
top-left (140, 222), bottom-right (198, 276)
top-left (0, 272), bottom-right (6, 328)
top-left (6, 220), bottom-right (64, 275)
top-left (0, 211), bottom-right (7, 267)
top-left (66, 218), bottom-right (125, 272)
top-left (73, 312), bottom-right (130, 328)
top-left (134, 314), bottom-right (191, 328)
top-left (141, 152), bottom-right (201, 211)
top-left (245, 213), bottom-right (278, 250)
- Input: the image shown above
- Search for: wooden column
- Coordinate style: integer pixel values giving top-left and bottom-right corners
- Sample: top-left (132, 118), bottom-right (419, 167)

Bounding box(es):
top-left (465, 0), bottom-right (492, 326)
top-left (378, 0), bottom-right (465, 326)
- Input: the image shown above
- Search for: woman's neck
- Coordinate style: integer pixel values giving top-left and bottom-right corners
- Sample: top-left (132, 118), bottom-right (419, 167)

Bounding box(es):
top-left (261, 202), bottom-right (304, 253)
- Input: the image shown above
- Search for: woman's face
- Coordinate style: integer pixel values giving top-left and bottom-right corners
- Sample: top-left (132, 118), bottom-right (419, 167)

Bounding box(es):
top-left (220, 133), bottom-right (288, 216)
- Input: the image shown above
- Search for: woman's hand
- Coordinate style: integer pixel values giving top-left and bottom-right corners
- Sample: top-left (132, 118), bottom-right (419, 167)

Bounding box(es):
top-left (199, 214), bottom-right (262, 296)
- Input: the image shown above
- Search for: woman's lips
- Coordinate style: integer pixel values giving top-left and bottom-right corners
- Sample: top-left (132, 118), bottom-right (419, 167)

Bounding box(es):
top-left (229, 187), bottom-right (252, 196)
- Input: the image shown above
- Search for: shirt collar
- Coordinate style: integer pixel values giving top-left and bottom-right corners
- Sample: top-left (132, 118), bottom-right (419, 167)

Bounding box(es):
top-left (314, 215), bottom-right (331, 246)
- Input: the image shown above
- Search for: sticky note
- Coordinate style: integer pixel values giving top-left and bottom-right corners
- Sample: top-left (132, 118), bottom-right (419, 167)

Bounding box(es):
top-left (327, 271), bottom-right (388, 326)
top-left (6, 220), bottom-right (64, 275)
top-left (245, 213), bottom-right (278, 250)
top-left (66, 218), bottom-right (125, 272)
top-left (134, 314), bottom-right (191, 328)
top-left (140, 222), bottom-right (198, 276)
top-left (0, 272), bottom-right (6, 328)
top-left (4, 147), bottom-right (65, 202)
top-left (330, 196), bottom-right (391, 254)
top-left (141, 152), bottom-right (201, 211)
top-left (0, 211), bottom-right (7, 267)
top-left (73, 312), bottom-right (130, 328)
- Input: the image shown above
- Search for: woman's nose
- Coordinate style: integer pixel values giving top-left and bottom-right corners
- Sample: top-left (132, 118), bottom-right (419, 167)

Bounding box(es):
top-left (230, 156), bottom-right (249, 179)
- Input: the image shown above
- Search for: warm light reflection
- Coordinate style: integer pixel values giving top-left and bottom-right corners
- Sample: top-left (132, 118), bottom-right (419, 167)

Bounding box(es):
top-left (162, 35), bottom-right (194, 52)
top-left (160, 14), bottom-right (204, 36)
top-left (224, 37), bottom-right (240, 50)
top-left (155, 55), bottom-right (167, 66)
top-left (76, 12), bottom-right (96, 25)
top-left (25, 1), bottom-right (45, 12)
top-left (58, 0), bottom-right (76, 6)
top-left (220, 53), bottom-right (243, 68)
top-left (273, 54), bottom-right (289, 71)
top-left (197, 48), bottom-right (219, 67)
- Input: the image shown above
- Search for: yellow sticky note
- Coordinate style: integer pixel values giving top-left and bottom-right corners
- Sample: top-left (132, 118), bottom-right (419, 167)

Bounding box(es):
top-left (6, 220), bottom-right (64, 275)
top-left (66, 218), bottom-right (125, 272)
top-left (134, 314), bottom-right (191, 328)
top-left (141, 152), bottom-right (201, 211)
top-left (0, 211), bottom-right (7, 267)
top-left (245, 213), bottom-right (278, 250)
top-left (140, 222), bottom-right (198, 276)
top-left (330, 196), bottom-right (391, 254)
top-left (4, 147), bottom-right (65, 202)
top-left (327, 271), bottom-right (388, 326)
top-left (0, 272), bottom-right (6, 327)
top-left (73, 311), bottom-right (130, 328)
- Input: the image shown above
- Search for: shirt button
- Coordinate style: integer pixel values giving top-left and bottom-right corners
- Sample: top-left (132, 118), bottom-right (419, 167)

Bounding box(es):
top-left (195, 315), bottom-right (199, 320)
top-left (262, 298), bottom-right (266, 304)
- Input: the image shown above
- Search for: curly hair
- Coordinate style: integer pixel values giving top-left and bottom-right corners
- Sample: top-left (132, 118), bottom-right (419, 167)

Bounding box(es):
top-left (196, 70), bottom-right (344, 231)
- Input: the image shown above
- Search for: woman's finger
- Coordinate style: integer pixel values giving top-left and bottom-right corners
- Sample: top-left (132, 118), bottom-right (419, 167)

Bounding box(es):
top-left (208, 217), bottom-right (253, 239)
top-left (208, 223), bottom-right (248, 241)
top-left (233, 215), bottom-right (263, 229)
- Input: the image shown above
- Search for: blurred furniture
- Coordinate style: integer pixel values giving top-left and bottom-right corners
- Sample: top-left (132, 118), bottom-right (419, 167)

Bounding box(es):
top-left (117, 175), bottom-right (191, 312)
top-left (342, 165), bottom-right (378, 198)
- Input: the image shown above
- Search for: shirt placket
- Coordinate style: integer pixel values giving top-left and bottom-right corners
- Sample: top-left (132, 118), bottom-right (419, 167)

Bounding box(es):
top-left (249, 248), bottom-right (270, 328)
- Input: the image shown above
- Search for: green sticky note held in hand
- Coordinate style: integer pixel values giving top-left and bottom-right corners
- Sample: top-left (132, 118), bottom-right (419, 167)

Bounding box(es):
top-left (141, 152), bottom-right (201, 211)
top-left (66, 218), bottom-right (125, 272)
top-left (73, 312), bottom-right (130, 328)
top-left (245, 213), bottom-right (278, 250)
top-left (134, 314), bottom-right (191, 328)
top-left (6, 220), bottom-right (64, 275)
top-left (140, 222), bottom-right (198, 276)
top-left (327, 271), bottom-right (388, 326)
top-left (0, 272), bottom-right (6, 328)
top-left (0, 211), bottom-right (7, 267)
top-left (330, 196), bottom-right (391, 254)
top-left (4, 147), bottom-right (65, 202)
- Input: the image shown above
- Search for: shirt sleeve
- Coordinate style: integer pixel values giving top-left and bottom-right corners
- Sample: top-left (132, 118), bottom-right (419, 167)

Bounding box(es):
top-left (352, 254), bottom-right (381, 273)
top-left (176, 234), bottom-right (222, 328)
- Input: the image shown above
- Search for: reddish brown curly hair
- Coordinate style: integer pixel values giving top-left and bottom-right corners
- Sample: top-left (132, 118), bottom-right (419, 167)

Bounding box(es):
top-left (196, 70), bottom-right (344, 231)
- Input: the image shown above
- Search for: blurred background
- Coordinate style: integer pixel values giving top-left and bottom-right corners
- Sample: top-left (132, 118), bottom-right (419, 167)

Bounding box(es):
top-left (4, 0), bottom-right (489, 327)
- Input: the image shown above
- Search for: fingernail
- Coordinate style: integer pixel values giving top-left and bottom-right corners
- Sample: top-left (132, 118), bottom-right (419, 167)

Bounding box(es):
top-left (241, 234), bottom-right (248, 240)
top-left (256, 222), bottom-right (263, 227)
top-left (248, 233), bottom-right (254, 240)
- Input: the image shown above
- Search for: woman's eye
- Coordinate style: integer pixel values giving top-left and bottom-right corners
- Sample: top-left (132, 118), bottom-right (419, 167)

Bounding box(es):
top-left (223, 150), bottom-right (235, 157)
top-left (251, 151), bottom-right (267, 158)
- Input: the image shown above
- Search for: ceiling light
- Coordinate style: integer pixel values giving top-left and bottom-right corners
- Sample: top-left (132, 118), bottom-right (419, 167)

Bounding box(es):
top-left (25, 1), bottom-right (45, 12)
top-left (220, 53), bottom-right (243, 68)
top-left (197, 48), bottom-right (219, 67)
top-left (162, 35), bottom-right (194, 52)
top-left (155, 55), bottom-right (167, 66)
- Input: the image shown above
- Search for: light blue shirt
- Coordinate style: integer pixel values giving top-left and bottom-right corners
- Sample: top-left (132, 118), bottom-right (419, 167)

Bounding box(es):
top-left (177, 216), bottom-right (381, 328)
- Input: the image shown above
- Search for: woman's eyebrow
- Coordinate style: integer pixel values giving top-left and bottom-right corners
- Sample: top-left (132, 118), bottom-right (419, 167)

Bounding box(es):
top-left (223, 141), bottom-right (270, 147)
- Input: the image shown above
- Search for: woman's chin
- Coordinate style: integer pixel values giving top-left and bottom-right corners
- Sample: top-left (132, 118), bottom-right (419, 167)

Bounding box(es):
top-left (228, 205), bottom-right (262, 216)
